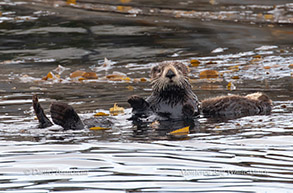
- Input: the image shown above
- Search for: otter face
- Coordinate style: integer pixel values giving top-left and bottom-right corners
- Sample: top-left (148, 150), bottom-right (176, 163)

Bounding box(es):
top-left (150, 61), bottom-right (190, 93)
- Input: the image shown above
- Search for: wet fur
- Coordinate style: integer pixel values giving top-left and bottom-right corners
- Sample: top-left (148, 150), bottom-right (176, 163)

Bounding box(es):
top-left (33, 95), bottom-right (84, 130)
top-left (201, 92), bottom-right (272, 118)
top-left (129, 61), bottom-right (200, 119)
top-left (129, 61), bottom-right (272, 120)
top-left (33, 62), bottom-right (273, 130)
top-left (32, 95), bottom-right (53, 128)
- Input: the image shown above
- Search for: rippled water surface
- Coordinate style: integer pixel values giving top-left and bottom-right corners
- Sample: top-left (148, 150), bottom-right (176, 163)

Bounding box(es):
top-left (0, 0), bottom-right (293, 192)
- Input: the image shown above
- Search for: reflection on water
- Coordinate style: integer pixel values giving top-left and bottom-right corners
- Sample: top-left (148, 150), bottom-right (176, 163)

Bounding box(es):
top-left (0, 0), bottom-right (293, 192)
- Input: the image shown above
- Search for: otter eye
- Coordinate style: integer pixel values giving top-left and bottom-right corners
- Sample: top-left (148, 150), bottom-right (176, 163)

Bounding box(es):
top-left (157, 68), bottom-right (161, 73)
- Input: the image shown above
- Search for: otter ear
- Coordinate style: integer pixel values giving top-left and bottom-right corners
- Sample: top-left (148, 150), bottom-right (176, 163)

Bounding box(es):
top-left (150, 66), bottom-right (158, 78)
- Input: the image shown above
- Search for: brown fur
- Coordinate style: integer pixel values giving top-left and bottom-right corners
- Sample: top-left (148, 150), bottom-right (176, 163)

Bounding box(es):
top-left (150, 61), bottom-right (190, 94)
top-left (201, 92), bottom-right (272, 118)
top-left (129, 61), bottom-right (272, 120)
top-left (129, 61), bottom-right (200, 119)
top-left (34, 62), bottom-right (273, 130)
top-left (32, 95), bottom-right (84, 130)
top-left (32, 95), bottom-right (53, 128)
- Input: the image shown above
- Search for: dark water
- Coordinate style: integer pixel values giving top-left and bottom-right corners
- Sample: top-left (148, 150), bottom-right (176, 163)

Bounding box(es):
top-left (0, 0), bottom-right (293, 192)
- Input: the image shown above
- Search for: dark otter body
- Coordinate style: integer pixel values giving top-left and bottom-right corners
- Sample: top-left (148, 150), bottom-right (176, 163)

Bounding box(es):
top-left (128, 61), bottom-right (200, 119)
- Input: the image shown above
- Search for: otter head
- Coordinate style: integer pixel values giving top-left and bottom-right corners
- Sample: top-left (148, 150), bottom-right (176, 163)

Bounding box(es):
top-left (246, 92), bottom-right (272, 104)
top-left (150, 61), bottom-right (191, 94)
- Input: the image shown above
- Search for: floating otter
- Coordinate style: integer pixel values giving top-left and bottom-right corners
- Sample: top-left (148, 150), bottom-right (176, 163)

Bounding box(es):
top-left (33, 61), bottom-right (272, 130)
top-left (128, 61), bottom-right (272, 119)
top-left (128, 61), bottom-right (200, 119)
top-left (201, 92), bottom-right (272, 118)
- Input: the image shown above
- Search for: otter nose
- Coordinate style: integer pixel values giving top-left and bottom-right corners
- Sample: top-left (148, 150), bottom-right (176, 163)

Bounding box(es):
top-left (166, 69), bottom-right (176, 79)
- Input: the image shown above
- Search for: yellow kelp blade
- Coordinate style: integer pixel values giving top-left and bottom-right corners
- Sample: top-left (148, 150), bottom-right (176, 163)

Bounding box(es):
top-left (109, 103), bottom-right (125, 115)
top-left (94, 112), bottom-right (109, 117)
top-left (169, 126), bottom-right (190, 136)
top-left (89, 127), bottom-right (111, 130)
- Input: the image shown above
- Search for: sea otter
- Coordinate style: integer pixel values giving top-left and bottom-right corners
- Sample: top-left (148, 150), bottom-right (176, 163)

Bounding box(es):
top-left (201, 92), bottom-right (272, 118)
top-left (128, 61), bottom-right (200, 119)
top-left (128, 61), bottom-right (272, 119)
top-left (33, 61), bottom-right (272, 130)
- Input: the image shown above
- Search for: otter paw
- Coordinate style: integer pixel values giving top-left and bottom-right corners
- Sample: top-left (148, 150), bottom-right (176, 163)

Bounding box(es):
top-left (32, 95), bottom-right (53, 128)
top-left (128, 95), bottom-right (149, 111)
top-left (50, 102), bottom-right (84, 130)
top-left (182, 103), bottom-right (195, 118)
